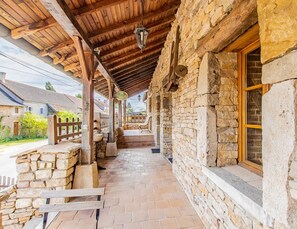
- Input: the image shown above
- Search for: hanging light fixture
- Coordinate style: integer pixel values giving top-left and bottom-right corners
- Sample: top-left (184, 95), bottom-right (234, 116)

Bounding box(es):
top-left (134, 0), bottom-right (149, 52)
top-left (138, 94), bottom-right (142, 102)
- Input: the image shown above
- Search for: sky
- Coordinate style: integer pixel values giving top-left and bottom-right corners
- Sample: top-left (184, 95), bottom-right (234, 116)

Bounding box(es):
top-left (0, 37), bottom-right (146, 111)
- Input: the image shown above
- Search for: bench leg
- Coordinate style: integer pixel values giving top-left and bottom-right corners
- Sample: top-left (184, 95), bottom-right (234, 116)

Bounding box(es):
top-left (95, 195), bottom-right (101, 229)
top-left (43, 198), bottom-right (50, 229)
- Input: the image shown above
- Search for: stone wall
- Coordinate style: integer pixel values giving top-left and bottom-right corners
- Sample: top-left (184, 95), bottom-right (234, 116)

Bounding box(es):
top-left (147, 0), bottom-right (297, 228)
top-left (0, 142), bottom-right (80, 228)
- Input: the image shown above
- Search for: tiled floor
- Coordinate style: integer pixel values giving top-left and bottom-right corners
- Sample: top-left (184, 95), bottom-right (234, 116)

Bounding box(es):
top-left (47, 148), bottom-right (205, 229)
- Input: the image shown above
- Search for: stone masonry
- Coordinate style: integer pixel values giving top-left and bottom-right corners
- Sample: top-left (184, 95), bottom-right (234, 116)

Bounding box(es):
top-left (0, 142), bottom-right (80, 228)
top-left (148, 0), bottom-right (297, 228)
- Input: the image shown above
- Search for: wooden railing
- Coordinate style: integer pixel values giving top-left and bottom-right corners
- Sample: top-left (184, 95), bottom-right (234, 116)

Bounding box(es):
top-left (48, 115), bottom-right (81, 145)
top-left (126, 114), bottom-right (147, 123)
top-left (0, 176), bottom-right (15, 190)
top-left (48, 114), bottom-right (110, 145)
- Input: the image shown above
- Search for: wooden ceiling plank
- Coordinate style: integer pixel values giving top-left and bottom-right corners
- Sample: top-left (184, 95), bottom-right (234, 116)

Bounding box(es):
top-left (93, 15), bottom-right (175, 49)
top-left (100, 28), bottom-right (170, 58)
top-left (39, 0), bottom-right (120, 90)
top-left (11, 0), bottom-right (128, 39)
top-left (38, 2), bottom-right (178, 56)
top-left (117, 70), bottom-right (155, 84)
top-left (113, 63), bottom-right (157, 80)
top-left (115, 65), bottom-right (156, 81)
top-left (118, 74), bottom-right (152, 86)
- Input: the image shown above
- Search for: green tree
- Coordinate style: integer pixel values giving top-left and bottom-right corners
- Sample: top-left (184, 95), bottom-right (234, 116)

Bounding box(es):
top-left (45, 81), bottom-right (56, 92)
top-left (75, 93), bottom-right (82, 98)
top-left (19, 112), bottom-right (47, 138)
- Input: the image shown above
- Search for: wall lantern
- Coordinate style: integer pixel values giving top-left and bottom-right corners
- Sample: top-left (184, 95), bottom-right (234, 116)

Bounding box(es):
top-left (134, 0), bottom-right (149, 52)
top-left (138, 94), bottom-right (142, 102)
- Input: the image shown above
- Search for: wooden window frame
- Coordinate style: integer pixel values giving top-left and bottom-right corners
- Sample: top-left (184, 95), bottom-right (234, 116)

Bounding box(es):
top-left (238, 39), bottom-right (269, 175)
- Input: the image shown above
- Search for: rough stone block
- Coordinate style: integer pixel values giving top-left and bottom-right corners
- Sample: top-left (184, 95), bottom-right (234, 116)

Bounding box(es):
top-left (30, 154), bottom-right (40, 161)
top-left (197, 106), bottom-right (217, 167)
top-left (52, 167), bottom-right (74, 179)
top-left (40, 154), bottom-right (55, 162)
top-left (16, 163), bottom-right (30, 173)
top-left (18, 173), bottom-right (35, 181)
top-left (46, 177), bottom-right (69, 188)
top-left (262, 50), bottom-right (297, 84)
top-left (263, 79), bottom-right (297, 227)
top-left (30, 181), bottom-right (45, 188)
top-left (17, 189), bottom-right (44, 198)
top-left (198, 52), bottom-right (220, 95)
top-left (15, 198), bottom-right (32, 209)
top-left (35, 170), bottom-right (52, 180)
top-left (56, 156), bottom-right (77, 170)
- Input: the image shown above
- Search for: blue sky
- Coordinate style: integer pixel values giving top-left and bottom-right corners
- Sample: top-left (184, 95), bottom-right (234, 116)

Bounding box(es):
top-left (0, 38), bottom-right (146, 111)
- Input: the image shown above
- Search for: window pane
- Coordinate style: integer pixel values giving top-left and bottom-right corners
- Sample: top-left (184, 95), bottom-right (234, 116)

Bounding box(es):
top-left (246, 48), bottom-right (262, 87)
top-left (246, 88), bottom-right (262, 125)
top-left (246, 128), bottom-right (262, 165)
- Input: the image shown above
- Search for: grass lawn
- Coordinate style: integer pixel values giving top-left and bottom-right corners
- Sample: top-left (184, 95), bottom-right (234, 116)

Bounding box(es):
top-left (0, 138), bottom-right (46, 148)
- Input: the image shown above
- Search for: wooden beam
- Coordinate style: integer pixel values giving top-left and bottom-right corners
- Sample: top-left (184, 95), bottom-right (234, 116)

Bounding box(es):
top-left (112, 55), bottom-right (159, 76)
top-left (38, 2), bottom-right (178, 56)
top-left (12, 0), bottom-right (128, 39)
top-left (39, 0), bottom-right (120, 90)
top-left (118, 74), bottom-right (153, 87)
top-left (88, 2), bottom-right (179, 41)
top-left (72, 36), bottom-right (94, 165)
top-left (94, 15), bottom-right (175, 49)
top-left (195, 0), bottom-right (258, 57)
top-left (107, 79), bottom-right (115, 142)
top-left (100, 28), bottom-right (170, 59)
top-left (105, 43), bottom-right (163, 69)
top-left (64, 62), bottom-right (80, 72)
top-left (115, 66), bottom-right (155, 81)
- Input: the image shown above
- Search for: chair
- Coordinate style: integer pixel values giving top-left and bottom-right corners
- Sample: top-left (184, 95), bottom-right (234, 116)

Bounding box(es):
top-left (139, 116), bottom-right (152, 132)
top-left (40, 188), bottom-right (104, 229)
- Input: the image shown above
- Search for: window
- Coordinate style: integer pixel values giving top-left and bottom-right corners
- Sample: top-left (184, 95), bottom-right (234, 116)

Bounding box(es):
top-left (15, 107), bottom-right (19, 114)
top-left (28, 107), bottom-right (32, 112)
top-left (238, 40), bottom-right (270, 173)
top-left (40, 108), bottom-right (44, 115)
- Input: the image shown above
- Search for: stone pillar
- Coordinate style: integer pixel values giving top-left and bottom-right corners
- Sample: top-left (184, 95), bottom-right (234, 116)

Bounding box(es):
top-left (262, 53), bottom-right (297, 228)
top-left (118, 100), bottom-right (122, 128)
top-left (123, 100), bottom-right (127, 128)
top-left (160, 92), bottom-right (173, 157)
top-left (106, 79), bottom-right (117, 156)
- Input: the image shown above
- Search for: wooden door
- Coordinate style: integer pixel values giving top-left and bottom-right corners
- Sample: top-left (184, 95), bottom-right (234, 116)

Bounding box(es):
top-left (13, 122), bottom-right (19, 136)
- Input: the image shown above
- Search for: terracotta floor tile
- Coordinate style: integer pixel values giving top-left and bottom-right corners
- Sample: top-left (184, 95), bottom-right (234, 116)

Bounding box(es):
top-left (123, 222), bottom-right (141, 229)
top-left (176, 216), bottom-right (196, 228)
top-left (49, 148), bottom-right (204, 229)
top-left (77, 218), bottom-right (96, 229)
top-left (148, 209), bottom-right (165, 220)
top-left (160, 218), bottom-right (178, 229)
top-left (132, 210), bottom-right (148, 222)
top-left (164, 208), bottom-right (180, 218)
top-left (141, 220), bottom-right (161, 229)
top-left (114, 212), bottom-right (132, 224)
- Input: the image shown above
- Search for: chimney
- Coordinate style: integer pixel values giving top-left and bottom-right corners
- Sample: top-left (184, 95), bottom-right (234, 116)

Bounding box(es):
top-left (0, 72), bottom-right (6, 83)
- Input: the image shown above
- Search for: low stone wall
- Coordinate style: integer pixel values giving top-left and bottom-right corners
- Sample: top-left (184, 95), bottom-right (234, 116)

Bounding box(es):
top-left (0, 186), bottom-right (18, 229)
top-left (0, 142), bottom-right (80, 228)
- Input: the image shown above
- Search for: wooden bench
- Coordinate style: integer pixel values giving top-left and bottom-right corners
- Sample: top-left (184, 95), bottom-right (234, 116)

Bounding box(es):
top-left (40, 188), bottom-right (104, 229)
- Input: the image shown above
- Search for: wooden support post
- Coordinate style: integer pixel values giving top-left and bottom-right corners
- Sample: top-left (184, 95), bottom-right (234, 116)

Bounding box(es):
top-left (73, 36), bottom-right (94, 165)
top-left (107, 79), bottom-right (115, 143)
top-left (118, 100), bottom-right (122, 128)
top-left (123, 100), bottom-right (127, 128)
top-left (48, 115), bottom-right (57, 145)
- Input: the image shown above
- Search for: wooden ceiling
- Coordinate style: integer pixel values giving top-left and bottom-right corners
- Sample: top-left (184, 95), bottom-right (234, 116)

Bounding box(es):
top-left (0, 0), bottom-right (180, 97)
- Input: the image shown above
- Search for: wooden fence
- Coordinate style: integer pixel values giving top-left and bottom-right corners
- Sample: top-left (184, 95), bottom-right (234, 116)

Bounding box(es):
top-left (48, 114), bottom-right (109, 145)
top-left (0, 176), bottom-right (15, 190)
top-left (126, 114), bottom-right (147, 123)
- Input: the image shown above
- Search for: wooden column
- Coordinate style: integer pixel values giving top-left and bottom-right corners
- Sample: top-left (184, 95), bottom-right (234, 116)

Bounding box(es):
top-left (73, 36), bottom-right (94, 165)
top-left (118, 100), bottom-right (122, 128)
top-left (107, 79), bottom-right (115, 142)
top-left (123, 100), bottom-right (127, 127)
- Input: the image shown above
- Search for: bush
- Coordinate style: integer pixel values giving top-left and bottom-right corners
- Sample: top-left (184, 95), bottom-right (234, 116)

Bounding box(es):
top-left (19, 112), bottom-right (48, 138)
top-left (56, 111), bottom-right (79, 122)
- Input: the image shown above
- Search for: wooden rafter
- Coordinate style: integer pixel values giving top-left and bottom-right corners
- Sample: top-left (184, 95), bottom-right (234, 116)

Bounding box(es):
top-left (38, 2), bottom-right (178, 57)
top-left (100, 28), bottom-right (170, 59)
top-left (39, 0), bottom-right (120, 90)
top-left (93, 15), bottom-right (175, 49)
top-left (118, 74), bottom-right (153, 86)
top-left (114, 65), bottom-right (156, 81)
top-left (112, 56), bottom-right (158, 76)
top-left (117, 70), bottom-right (155, 84)
top-left (11, 0), bottom-right (128, 39)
